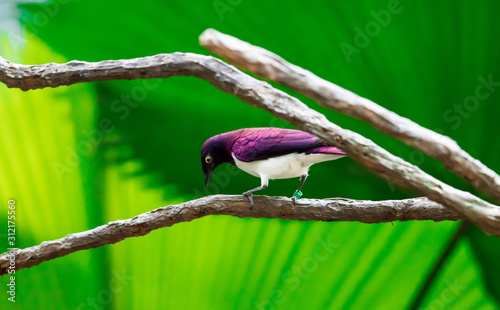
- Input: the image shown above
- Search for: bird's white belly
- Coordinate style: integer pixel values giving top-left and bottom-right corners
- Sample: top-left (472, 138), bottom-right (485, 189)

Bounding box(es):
top-left (232, 152), bottom-right (344, 180)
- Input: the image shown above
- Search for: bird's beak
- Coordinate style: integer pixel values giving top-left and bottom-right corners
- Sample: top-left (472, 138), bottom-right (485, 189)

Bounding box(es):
top-left (205, 170), bottom-right (213, 188)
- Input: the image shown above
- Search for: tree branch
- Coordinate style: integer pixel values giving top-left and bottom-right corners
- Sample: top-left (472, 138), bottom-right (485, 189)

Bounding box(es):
top-left (0, 196), bottom-right (458, 275)
top-left (199, 28), bottom-right (500, 203)
top-left (1, 48), bottom-right (499, 236)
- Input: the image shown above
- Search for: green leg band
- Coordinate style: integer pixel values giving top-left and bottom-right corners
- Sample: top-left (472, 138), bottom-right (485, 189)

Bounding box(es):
top-left (293, 190), bottom-right (303, 199)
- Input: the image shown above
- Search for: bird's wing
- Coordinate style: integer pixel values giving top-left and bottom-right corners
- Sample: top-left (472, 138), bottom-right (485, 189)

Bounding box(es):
top-left (232, 128), bottom-right (344, 162)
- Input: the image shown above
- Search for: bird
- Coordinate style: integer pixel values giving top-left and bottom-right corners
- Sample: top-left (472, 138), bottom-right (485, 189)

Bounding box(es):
top-left (201, 127), bottom-right (347, 205)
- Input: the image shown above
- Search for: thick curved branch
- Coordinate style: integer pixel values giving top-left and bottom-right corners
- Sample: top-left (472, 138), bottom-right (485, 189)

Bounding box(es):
top-left (0, 196), bottom-right (458, 275)
top-left (199, 28), bottom-right (500, 203)
top-left (1, 50), bottom-right (499, 236)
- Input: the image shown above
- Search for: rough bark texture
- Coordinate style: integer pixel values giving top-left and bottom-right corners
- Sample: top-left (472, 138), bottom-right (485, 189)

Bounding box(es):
top-left (199, 28), bottom-right (500, 203)
top-left (0, 52), bottom-right (499, 236)
top-left (0, 196), bottom-right (458, 275)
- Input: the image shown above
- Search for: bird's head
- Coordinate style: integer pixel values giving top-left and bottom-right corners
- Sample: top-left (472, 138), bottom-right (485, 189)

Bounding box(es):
top-left (201, 133), bottom-right (235, 187)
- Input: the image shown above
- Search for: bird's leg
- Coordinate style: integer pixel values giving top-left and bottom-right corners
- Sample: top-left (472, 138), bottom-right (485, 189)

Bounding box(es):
top-left (243, 186), bottom-right (266, 206)
top-left (292, 174), bottom-right (308, 205)
top-left (243, 177), bottom-right (268, 206)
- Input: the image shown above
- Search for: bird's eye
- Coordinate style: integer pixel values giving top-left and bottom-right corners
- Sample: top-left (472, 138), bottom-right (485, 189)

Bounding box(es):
top-left (205, 156), bottom-right (212, 164)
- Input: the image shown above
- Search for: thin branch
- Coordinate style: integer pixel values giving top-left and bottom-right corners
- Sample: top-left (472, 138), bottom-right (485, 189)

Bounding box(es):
top-left (0, 195), bottom-right (459, 275)
top-left (1, 50), bottom-right (500, 236)
top-left (199, 28), bottom-right (500, 203)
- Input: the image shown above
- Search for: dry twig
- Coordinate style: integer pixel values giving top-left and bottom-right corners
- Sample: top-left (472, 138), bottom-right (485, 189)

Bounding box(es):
top-left (0, 195), bottom-right (458, 275)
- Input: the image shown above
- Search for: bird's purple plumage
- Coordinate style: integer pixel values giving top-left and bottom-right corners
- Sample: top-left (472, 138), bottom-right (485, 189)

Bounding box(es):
top-left (230, 128), bottom-right (346, 162)
top-left (304, 146), bottom-right (346, 155)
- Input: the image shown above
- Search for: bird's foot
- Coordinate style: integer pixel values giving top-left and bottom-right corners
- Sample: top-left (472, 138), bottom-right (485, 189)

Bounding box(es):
top-left (291, 190), bottom-right (303, 206)
top-left (243, 191), bottom-right (254, 206)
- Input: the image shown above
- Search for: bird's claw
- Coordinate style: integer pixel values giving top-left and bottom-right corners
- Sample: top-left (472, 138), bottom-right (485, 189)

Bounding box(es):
top-left (243, 192), bottom-right (254, 206)
top-left (291, 196), bottom-right (297, 206)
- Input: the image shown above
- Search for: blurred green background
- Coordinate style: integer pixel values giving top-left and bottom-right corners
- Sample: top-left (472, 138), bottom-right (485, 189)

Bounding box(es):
top-left (1, 0), bottom-right (500, 309)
